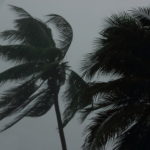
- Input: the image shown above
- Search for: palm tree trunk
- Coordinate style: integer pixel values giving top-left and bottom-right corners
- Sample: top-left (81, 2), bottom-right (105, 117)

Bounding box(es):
top-left (48, 79), bottom-right (67, 150)
top-left (54, 93), bottom-right (67, 150)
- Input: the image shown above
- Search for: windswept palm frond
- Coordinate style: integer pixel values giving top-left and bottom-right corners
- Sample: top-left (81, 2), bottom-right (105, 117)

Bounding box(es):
top-left (63, 71), bottom-right (90, 127)
top-left (79, 101), bottom-right (113, 123)
top-left (15, 17), bottom-right (56, 48)
top-left (9, 5), bottom-right (32, 18)
top-left (0, 30), bottom-right (25, 43)
top-left (83, 108), bottom-right (118, 150)
top-left (0, 79), bottom-right (37, 120)
top-left (47, 14), bottom-right (73, 56)
top-left (28, 88), bottom-right (54, 117)
top-left (0, 63), bottom-right (42, 85)
top-left (83, 103), bottom-right (147, 150)
top-left (0, 87), bottom-right (47, 132)
top-left (6, 5), bottom-right (56, 48)
top-left (87, 77), bottom-right (150, 100)
top-left (0, 45), bottom-right (61, 62)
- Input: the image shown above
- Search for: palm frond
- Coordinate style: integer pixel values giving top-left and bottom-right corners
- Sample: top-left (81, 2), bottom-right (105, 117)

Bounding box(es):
top-left (0, 63), bottom-right (42, 85)
top-left (83, 108), bottom-right (118, 150)
top-left (82, 104), bottom-right (147, 150)
top-left (63, 71), bottom-right (90, 127)
top-left (0, 45), bottom-right (61, 63)
top-left (0, 30), bottom-right (25, 43)
top-left (14, 17), bottom-right (56, 48)
top-left (28, 88), bottom-right (54, 117)
top-left (89, 77), bottom-right (150, 106)
top-left (0, 88), bottom-right (47, 132)
top-left (4, 6), bottom-right (56, 48)
top-left (9, 5), bottom-right (32, 18)
top-left (0, 79), bottom-right (38, 120)
top-left (79, 101), bottom-right (113, 123)
top-left (47, 14), bottom-right (73, 57)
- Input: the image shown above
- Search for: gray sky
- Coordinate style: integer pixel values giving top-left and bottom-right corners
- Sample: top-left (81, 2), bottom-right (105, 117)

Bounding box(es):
top-left (0, 0), bottom-right (150, 150)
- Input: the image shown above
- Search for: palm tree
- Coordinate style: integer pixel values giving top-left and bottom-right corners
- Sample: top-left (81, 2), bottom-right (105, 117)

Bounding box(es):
top-left (0, 5), bottom-right (73, 150)
top-left (63, 7), bottom-right (150, 150)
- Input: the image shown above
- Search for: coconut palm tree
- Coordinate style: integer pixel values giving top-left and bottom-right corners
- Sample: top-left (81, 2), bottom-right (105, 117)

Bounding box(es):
top-left (63, 7), bottom-right (150, 150)
top-left (0, 5), bottom-right (73, 150)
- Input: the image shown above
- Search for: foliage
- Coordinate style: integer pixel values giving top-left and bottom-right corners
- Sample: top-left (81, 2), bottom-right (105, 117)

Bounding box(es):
top-left (63, 7), bottom-right (150, 150)
top-left (0, 5), bottom-right (73, 136)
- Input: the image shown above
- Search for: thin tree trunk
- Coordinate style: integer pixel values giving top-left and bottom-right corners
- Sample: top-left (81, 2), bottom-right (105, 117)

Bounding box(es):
top-left (48, 79), bottom-right (67, 150)
top-left (54, 94), bottom-right (67, 150)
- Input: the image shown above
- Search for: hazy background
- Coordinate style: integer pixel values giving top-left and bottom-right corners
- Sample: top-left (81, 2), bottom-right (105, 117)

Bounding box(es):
top-left (0, 0), bottom-right (149, 150)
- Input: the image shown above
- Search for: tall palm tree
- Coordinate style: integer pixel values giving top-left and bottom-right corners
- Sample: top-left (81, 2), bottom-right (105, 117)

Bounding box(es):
top-left (0, 5), bottom-right (73, 150)
top-left (63, 7), bottom-right (150, 150)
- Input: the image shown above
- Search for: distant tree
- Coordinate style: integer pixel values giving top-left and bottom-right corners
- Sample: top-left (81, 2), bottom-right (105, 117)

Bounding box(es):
top-left (63, 7), bottom-right (150, 150)
top-left (0, 5), bottom-right (73, 150)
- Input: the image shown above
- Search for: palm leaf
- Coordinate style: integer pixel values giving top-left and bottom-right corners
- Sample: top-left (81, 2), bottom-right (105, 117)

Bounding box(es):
top-left (0, 79), bottom-right (37, 120)
top-left (47, 14), bottom-right (73, 57)
top-left (28, 88), bottom-right (54, 117)
top-left (87, 77), bottom-right (150, 106)
top-left (0, 45), bottom-right (61, 63)
top-left (0, 88), bottom-right (47, 132)
top-left (15, 17), bottom-right (56, 48)
top-left (9, 5), bottom-right (32, 18)
top-left (0, 30), bottom-right (25, 43)
top-left (83, 103), bottom-right (148, 150)
top-left (6, 5), bottom-right (56, 48)
top-left (83, 108), bottom-right (118, 150)
top-left (0, 63), bottom-right (42, 84)
top-left (79, 101), bottom-right (113, 123)
top-left (63, 71), bottom-right (91, 127)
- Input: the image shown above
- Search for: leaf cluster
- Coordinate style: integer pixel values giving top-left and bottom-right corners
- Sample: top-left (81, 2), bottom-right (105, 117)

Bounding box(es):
top-left (0, 5), bottom-right (73, 131)
top-left (63, 7), bottom-right (150, 150)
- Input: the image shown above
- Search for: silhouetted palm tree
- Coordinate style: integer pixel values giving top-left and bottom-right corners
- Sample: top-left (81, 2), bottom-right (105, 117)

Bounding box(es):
top-left (0, 5), bottom-right (73, 150)
top-left (63, 7), bottom-right (150, 150)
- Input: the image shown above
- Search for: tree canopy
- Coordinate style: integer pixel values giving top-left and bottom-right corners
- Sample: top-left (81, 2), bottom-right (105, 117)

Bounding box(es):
top-left (63, 7), bottom-right (150, 150)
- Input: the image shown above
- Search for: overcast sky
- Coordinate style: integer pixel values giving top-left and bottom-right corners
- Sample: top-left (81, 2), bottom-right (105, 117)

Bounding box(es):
top-left (0, 0), bottom-right (150, 150)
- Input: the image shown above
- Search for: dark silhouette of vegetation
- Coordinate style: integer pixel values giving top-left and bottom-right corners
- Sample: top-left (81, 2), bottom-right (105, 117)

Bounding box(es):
top-left (0, 5), bottom-right (73, 150)
top-left (63, 7), bottom-right (150, 150)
